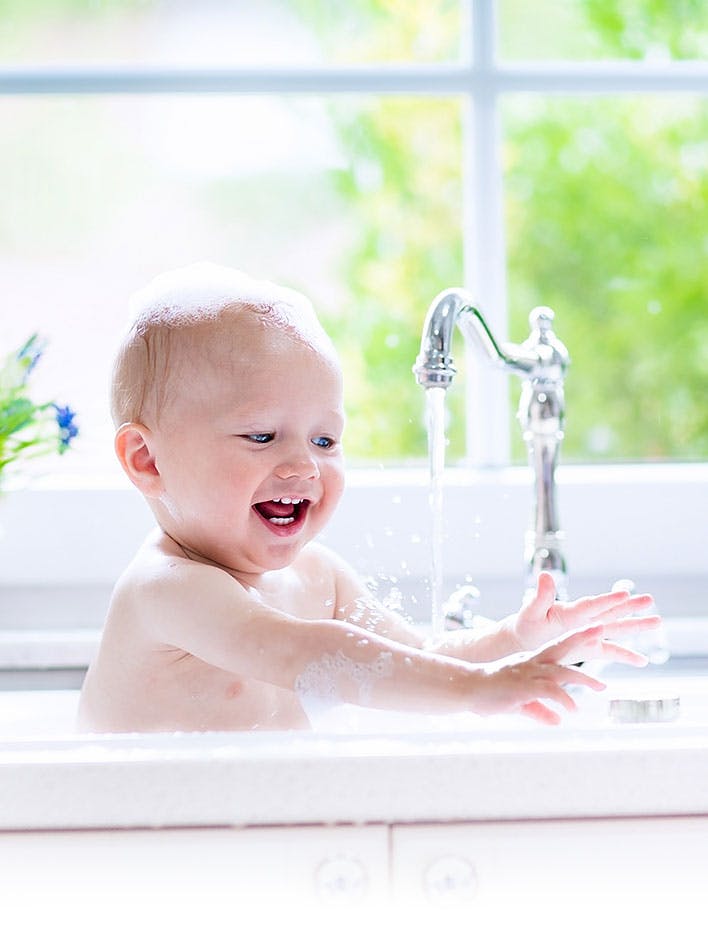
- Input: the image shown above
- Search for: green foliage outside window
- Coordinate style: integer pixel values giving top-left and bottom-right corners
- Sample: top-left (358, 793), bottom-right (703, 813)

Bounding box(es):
top-left (505, 94), bottom-right (708, 460)
top-left (317, 97), bottom-right (465, 464)
top-left (297, 0), bottom-right (708, 463)
top-left (2, 0), bottom-right (707, 466)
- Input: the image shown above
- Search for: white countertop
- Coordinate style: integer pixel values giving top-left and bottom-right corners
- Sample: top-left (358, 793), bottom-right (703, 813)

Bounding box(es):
top-left (1, 624), bottom-right (707, 833)
top-left (1, 672), bottom-right (707, 831)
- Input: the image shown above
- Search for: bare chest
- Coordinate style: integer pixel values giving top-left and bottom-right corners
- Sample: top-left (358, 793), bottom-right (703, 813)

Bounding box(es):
top-left (156, 654), bottom-right (310, 731)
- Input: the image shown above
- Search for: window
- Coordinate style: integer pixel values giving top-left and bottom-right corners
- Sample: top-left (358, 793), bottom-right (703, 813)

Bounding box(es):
top-left (3, 0), bottom-right (707, 479)
top-left (1, 2), bottom-right (706, 631)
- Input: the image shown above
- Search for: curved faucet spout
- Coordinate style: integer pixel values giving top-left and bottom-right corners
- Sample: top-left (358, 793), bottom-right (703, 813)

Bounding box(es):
top-left (413, 288), bottom-right (539, 390)
top-left (412, 289), bottom-right (465, 389)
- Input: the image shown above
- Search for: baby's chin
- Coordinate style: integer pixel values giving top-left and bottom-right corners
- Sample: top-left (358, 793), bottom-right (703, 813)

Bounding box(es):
top-left (219, 546), bottom-right (305, 581)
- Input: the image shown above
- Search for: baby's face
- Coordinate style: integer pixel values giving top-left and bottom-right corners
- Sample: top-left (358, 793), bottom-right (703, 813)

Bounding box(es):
top-left (148, 314), bottom-right (345, 576)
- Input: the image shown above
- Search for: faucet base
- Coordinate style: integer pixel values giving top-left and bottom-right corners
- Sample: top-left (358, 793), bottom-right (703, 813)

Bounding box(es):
top-left (524, 529), bottom-right (568, 600)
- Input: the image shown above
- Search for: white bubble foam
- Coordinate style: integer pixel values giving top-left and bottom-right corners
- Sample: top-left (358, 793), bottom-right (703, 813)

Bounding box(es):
top-left (295, 649), bottom-right (393, 711)
top-left (128, 261), bottom-right (334, 356)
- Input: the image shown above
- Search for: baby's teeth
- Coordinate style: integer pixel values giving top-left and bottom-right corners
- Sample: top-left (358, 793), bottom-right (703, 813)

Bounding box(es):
top-left (275, 497), bottom-right (301, 505)
top-left (269, 516), bottom-right (295, 525)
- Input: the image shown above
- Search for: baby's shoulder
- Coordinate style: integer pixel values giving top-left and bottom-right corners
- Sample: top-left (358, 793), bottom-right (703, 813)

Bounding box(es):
top-left (292, 542), bottom-right (363, 604)
top-left (118, 530), bottom-right (236, 601)
top-left (295, 540), bottom-right (348, 579)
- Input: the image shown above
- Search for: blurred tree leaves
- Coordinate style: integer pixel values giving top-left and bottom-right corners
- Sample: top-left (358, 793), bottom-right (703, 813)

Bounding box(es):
top-left (296, 0), bottom-right (708, 462)
top-left (3, 0), bottom-right (706, 463)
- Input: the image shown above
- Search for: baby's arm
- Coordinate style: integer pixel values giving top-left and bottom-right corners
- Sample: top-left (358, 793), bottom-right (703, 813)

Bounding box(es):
top-left (138, 556), bottom-right (602, 724)
top-left (430, 572), bottom-right (661, 667)
top-left (325, 549), bottom-right (658, 669)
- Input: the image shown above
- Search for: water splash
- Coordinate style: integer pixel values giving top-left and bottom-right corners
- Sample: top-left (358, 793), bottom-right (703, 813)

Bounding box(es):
top-left (426, 387), bottom-right (447, 636)
top-left (612, 577), bottom-right (669, 665)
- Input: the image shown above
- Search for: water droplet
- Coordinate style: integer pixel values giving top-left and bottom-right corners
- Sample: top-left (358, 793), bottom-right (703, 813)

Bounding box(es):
top-left (383, 587), bottom-right (404, 611)
top-left (612, 578), bottom-right (635, 593)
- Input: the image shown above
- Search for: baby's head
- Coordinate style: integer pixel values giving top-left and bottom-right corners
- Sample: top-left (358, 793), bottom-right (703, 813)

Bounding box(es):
top-left (111, 262), bottom-right (339, 431)
top-left (112, 263), bottom-right (345, 573)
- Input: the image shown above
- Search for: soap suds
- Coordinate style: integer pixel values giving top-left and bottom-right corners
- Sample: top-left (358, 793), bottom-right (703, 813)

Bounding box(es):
top-left (295, 650), bottom-right (393, 709)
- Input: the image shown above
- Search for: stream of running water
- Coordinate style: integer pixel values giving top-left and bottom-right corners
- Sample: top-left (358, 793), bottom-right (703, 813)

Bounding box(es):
top-left (426, 386), bottom-right (447, 637)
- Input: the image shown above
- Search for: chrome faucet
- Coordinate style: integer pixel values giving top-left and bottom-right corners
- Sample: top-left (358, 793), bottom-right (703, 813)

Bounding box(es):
top-left (413, 288), bottom-right (571, 624)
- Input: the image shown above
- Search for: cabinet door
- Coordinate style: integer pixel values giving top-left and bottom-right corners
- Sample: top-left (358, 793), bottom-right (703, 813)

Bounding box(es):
top-left (0, 824), bottom-right (389, 938)
top-left (392, 816), bottom-right (708, 937)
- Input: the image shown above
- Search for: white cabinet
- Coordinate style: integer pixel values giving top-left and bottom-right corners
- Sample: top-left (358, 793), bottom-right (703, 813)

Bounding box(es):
top-left (391, 816), bottom-right (708, 938)
top-left (0, 824), bottom-right (389, 939)
top-left (4, 816), bottom-right (708, 942)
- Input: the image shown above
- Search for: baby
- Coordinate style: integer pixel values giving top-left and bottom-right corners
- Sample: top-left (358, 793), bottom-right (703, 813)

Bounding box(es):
top-left (78, 263), bottom-right (659, 733)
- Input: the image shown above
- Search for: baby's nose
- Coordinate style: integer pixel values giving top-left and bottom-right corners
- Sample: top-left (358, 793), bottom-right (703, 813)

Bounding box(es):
top-left (274, 454), bottom-right (320, 480)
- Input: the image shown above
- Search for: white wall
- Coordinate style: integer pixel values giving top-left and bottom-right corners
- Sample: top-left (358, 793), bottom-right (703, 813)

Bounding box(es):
top-left (0, 463), bottom-right (706, 632)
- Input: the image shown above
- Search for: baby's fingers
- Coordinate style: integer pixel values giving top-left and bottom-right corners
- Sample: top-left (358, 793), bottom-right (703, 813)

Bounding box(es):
top-left (601, 614), bottom-right (662, 639)
top-left (533, 675), bottom-right (579, 713)
top-left (559, 590), bottom-right (655, 628)
top-left (587, 593), bottom-right (657, 625)
top-left (519, 572), bottom-right (558, 623)
top-left (554, 664), bottom-right (607, 692)
top-left (520, 665), bottom-right (603, 724)
top-left (542, 624), bottom-right (605, 663)
top-left (520, 700), bottom-right (562, 726)
top-left (599, 639), bottom-right (649, 667)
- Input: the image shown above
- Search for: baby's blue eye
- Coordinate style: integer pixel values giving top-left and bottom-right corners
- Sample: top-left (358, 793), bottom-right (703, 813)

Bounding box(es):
top-left (242, 433), bottom-right (274, 444)
top-left (312, 436), bottom-right (335, 449)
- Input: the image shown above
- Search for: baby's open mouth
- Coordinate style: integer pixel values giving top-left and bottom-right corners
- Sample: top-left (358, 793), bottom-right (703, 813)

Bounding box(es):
top-left (253, 497), bottom-right (310, 528)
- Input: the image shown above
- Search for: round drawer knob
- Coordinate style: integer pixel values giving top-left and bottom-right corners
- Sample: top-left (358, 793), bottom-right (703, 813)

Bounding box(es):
top-left (424, 854), bottom-right (478, 902)
top-left (314, 855), bottom-right (368, 902)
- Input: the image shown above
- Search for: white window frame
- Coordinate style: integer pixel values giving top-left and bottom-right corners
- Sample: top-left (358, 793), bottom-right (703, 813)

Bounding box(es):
top-left (0, 0), bottom-right (707, 633)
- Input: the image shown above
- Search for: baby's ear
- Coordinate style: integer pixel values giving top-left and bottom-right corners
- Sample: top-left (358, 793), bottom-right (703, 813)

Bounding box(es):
top-left (114, 423), bottom-right (162, 497)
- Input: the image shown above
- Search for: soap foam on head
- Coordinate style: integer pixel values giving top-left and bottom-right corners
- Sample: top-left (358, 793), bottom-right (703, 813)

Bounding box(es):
top-left (112, 261), bottom-right (338, 426)
top-left (128, 261), bottom-right (330, 350)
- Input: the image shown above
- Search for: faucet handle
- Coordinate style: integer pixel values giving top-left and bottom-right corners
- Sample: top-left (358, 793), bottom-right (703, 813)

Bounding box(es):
top-left (529, 305), bottom-right (555, 333)
top-left (443, 584), bottom-right (481, 631)
top-left (524, 306), bottom-right (570, 376)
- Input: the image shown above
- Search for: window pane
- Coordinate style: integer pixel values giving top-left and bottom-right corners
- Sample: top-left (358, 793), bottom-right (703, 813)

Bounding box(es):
top-left (499, 0), bottom-right (708, 61)
top-left (503, 94), bottom-right (708, 462)
top-left (1, 93), bottom-right (463, 482)
top-left (0, 0), bottom-right (467, 67)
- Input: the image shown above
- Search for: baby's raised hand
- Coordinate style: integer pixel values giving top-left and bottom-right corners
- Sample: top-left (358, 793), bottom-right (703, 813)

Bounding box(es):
top-left (509, 572), bottom-right (660, 665)
top-left (479, 626), bottom-right (608, 725)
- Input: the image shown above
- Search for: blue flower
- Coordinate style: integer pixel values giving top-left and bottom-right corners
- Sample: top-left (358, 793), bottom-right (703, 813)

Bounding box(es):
top-left (53, 403), bottom-right (79, 453)
top-left (16, 333), bottom-right (45, 381)
top-left (0, 335), bottom-right (79, 485)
